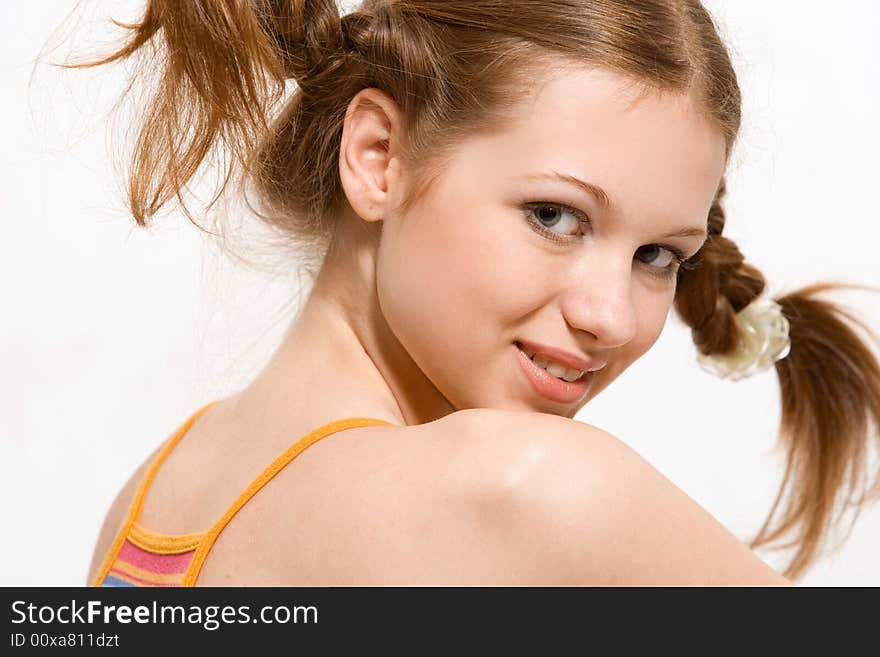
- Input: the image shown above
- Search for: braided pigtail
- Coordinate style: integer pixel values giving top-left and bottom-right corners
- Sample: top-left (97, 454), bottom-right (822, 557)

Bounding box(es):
top-left (61, 0), bottom-right (879, 578)
top-left (675, 180), bottom-right (880, 580)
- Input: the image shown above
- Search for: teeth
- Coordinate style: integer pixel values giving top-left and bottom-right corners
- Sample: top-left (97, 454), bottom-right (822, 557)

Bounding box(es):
top-left (520, 344), bottom-right (586, 382)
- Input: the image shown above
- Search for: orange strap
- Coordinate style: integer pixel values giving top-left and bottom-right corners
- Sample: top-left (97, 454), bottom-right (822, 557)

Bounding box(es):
top-left (128, 522), bottom-right (205, 554)
top-left (90, 401), bottom-right (219, 586)
top-left (182, 416), bottom-right (394, 586)
top-left (92, 404), bottom-right (395, 587)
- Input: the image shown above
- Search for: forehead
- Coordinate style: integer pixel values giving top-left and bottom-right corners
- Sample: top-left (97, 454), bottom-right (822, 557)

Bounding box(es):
top-left (447, 67), bottom-right (727, 222)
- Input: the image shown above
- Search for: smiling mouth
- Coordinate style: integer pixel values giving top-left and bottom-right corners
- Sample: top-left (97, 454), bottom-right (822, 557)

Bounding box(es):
top-left (514, 341), bottom-right (588, 383)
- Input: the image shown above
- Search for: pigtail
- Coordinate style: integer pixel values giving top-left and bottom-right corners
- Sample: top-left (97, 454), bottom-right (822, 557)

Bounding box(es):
top-left (62, 0), bottom-right (879, 578)
top-left (756, 284), bottom-right (880, 578)
top-left (676, 180), bottom-right (880, 579)
top-left (63, 1), bottom-right (316, 226)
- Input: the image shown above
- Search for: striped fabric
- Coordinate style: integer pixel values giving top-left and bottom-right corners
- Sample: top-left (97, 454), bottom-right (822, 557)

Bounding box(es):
top-left (91, 403), bottom-right (395, 587)
top-left (102, 540), bottom-right (196, 587)
top-left (99, 523), bottom-right (205, 587)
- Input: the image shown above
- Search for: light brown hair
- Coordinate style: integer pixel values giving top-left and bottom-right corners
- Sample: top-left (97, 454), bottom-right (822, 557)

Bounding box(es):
top-left (67, 0), bottom-right (880, 580)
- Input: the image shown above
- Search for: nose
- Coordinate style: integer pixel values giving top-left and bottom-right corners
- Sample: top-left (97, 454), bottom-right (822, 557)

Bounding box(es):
top-left (560, 254), bottom-right (638, 350)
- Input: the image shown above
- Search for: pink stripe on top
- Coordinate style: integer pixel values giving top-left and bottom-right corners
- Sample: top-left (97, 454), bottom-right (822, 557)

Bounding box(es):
top-left (92, 402), bottom-right (396, 587)
top-left (117, 540), bottom-right (195, 574)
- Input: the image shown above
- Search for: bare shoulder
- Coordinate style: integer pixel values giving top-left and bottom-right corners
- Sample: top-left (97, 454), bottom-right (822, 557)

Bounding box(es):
top-left (433, 408), bottom-right (791, 586)
top-left (86, 449), bottom-right (158, 585)
top-left (433, 407), bottom-right (627, 494)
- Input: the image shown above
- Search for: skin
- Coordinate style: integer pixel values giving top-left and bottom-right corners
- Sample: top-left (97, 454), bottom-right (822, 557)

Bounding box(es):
top-left (232, 66), bottom-right (725, 427)
top-left (90, 66), bottom-right (790, 585)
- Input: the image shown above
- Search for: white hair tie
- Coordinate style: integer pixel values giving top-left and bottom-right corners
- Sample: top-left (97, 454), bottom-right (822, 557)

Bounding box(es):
top-left (696, 298), bottom-right (791, 381)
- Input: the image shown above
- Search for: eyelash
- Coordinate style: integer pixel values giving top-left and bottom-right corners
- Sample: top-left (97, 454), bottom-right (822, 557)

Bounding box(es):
top-left (520, 201), bottom-right (701, 281)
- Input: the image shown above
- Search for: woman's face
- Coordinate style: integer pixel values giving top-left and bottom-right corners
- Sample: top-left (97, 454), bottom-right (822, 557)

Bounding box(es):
top-left (375, 68), bottom-right (727, 418)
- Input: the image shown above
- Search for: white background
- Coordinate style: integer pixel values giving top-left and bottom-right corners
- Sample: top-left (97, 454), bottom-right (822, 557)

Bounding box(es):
top-left (2, 1), bottom-right (878, 586)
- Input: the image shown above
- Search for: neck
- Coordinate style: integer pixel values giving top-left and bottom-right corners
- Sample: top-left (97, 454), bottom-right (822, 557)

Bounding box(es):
top-left (233, 209), bottom-right (456, 428)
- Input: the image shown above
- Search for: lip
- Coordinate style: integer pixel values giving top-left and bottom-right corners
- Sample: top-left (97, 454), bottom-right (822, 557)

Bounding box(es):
top-left (514, 338), bottom-right (604, 373)
top-left (514, 343), bottom-right (595, 405)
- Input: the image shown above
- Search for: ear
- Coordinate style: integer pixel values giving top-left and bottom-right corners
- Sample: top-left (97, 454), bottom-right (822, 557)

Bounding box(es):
top-left (338, 88), bottom-right (405, 223)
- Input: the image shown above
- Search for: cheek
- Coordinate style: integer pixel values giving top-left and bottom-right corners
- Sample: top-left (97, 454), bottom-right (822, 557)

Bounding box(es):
top-left (375, 201), bottom-right (528, 370)
top-left (624, 287), bottom-right (675, 363)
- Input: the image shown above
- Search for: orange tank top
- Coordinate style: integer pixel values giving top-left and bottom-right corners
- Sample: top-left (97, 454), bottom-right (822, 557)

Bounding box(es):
top-left (91, 402), bottom-right (395, 587)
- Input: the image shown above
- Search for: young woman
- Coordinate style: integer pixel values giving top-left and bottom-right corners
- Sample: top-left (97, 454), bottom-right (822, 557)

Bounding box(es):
top-left (85, 0), bottom-right (879, 586)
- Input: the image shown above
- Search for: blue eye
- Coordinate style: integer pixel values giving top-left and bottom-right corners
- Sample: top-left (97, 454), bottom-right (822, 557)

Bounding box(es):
top-left (636, 244), bottom-right (677, 269)
top-left (523, 202), bottom-right (587, 238)
top-left (638, 245), bottom-right (690, 281)
top-left (521, 201), bottom-right (693, 282)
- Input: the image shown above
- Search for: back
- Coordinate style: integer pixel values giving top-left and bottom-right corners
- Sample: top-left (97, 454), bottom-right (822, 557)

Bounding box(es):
top-left (88, 405), bottom-right (790, 585)
top-left (88, 403), bottom-right (397, 586)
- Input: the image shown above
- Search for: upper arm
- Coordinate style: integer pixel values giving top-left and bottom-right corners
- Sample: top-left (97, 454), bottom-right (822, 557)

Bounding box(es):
top-left (464, 411), bottom-right (792, 586)
top-left (86, 449), bottom-right (158, 585)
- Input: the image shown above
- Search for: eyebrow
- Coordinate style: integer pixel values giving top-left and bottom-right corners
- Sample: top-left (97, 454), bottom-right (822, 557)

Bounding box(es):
top-left (520, 171), bottom-right (708, 240)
